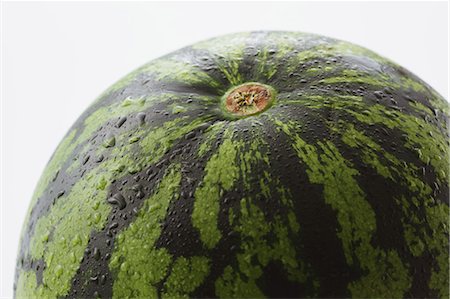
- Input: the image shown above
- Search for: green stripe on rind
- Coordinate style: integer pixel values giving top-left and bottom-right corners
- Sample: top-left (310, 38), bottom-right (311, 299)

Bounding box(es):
top-left (192, 129), bottom-right (241, 249)
top-left (425, 203), bottom-right (450, 298)
top-left (336, 121), bottom-right (449, 297)
top-left (192, 33), bottom-right (249, 86)
top-left (15, 270), bottom-right (39, 299)
top-left (139, 116), bottom-right (212, 166)
top-left (25, 162), bottom-right (112, 297)
top-left (283, 94), bottom-right (449, 184)
top-left (109, 164), bottom-right (182, 298)
top-left (215, 196), bottom-right (309, 299)
top-left (395, 195), bottom-right (449, 298)
top-left (273, 118), bottom-right (411, 297)
top-left (92, 57), bottom-right (223, 103)
top-left (161, 256), bottom-right (210, 299)
top-left (139, 59), bottom-right (222, 89)
top-left (318, 69), bottom-right (448, 114)
top-left (26, 93), bottom-right (213, 231)
top-left (214, 126), bottom-right (311, 298)
top-left (20, 115), bottom-right (212, 297)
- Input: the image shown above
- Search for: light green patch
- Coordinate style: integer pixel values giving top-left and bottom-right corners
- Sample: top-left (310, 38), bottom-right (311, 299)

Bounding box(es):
top-left (305, 67), bottom-right (320, 75)
top-left (171, 104), bottom-right (187, 114)
top-left (339, 123), bottom-right (393, 179)
top-left (109, 164), bottom-right (181, 298)
top-left (273, 119), bottom-right (411, 297)
top-left (162, 256), bottom-right (210, 299)
top-left (238, 135), bottom-right (271, 190)
top-left (192, 33), bottom-right (249, 86)
top-left (192, 129), bottom-right (241, 249)
top-left (197, 121), bottom-right (227, 157)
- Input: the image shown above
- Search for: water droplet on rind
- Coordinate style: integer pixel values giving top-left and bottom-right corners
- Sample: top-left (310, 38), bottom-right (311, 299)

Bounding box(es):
top-left (103, 135), bottom-right (116, 148)
top-left (107, 193), bottom-right (126, 209)
top-left (116, 116), bottom-right (127, 128)
top-left (136, 112), bottom-right (146, 125)
top-left (93, 247), bottom-right (101, 260)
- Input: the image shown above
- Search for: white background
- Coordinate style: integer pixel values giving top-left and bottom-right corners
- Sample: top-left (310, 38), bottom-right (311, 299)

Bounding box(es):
top-left (1, 1), bottom-right (448, 298)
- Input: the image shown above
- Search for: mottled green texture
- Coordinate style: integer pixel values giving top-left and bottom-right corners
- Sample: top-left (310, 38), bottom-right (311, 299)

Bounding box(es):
top-left (109, 164), bottom-right (181, 298)
top-left (162, 256), bottom-right (210, 299)
top-left (192, 129), bottom-right (241, 249)
top-left (337, 122), bottom-right (449, 291)
top-left (285, 93), bottom-right (449, 185)
top-left (274, 118), bottom-right (411, 297)
top-left (26, 159), bottom-right (111, 297)
top-left (425, 203), bottom-right (450, 298)
top-left (216, 197), bottom-right (307, 298)
top-left (15, 270), bottom-right (39, 299)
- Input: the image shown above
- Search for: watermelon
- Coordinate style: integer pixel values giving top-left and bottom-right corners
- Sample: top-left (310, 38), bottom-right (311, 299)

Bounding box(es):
top-left (14, 31), bottom-right (449, 298)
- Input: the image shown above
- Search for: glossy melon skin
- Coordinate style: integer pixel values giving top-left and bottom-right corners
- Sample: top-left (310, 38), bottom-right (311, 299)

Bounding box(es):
top-left (15, 31), bottom-right (449, 298)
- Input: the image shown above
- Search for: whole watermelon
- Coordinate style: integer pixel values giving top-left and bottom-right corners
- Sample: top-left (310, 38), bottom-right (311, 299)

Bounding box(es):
top-left (15, 31), bottom-right (449, 299)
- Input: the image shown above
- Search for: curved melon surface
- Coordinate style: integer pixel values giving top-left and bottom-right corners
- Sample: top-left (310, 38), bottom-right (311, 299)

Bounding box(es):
top-left (15, 31), bottom-right (449, 299)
